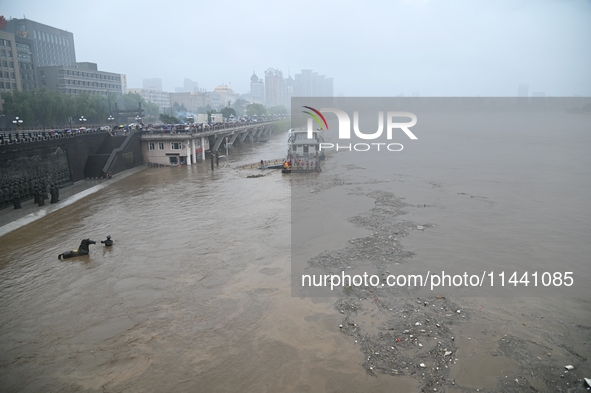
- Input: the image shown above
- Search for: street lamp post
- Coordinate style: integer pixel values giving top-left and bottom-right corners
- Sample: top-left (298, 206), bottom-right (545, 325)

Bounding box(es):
top-left (79, 116), bottom-right (86, 131)
top-left (135, 115), bottom-right (141, 130)
top-left (225, 136), bottom-right (229, 164)
top-left (13, 117), bottom-right (23, 139)
top-left (186, 116), bottom-right (194, 134)
top-left (108, 115), bottom-right (114, 126)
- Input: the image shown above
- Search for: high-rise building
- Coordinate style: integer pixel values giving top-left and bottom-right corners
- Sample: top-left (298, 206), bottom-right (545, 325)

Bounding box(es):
top-left (143, 77), bottom-right (162, 91)
top-left (5, 18), bottom-right (76, 68)
top-left (518, 84), bottom-right (529, 97)
top-left (37, 62), bottom-right (123, 96)
top-left (292, 69), bottom-right (333, 97)
top-left (14, 35), bottom-right (36, 90)
top-left (129, 88), bottom-right (171, 113)
top-left (0, 31), bottom-right (21, 95)
top-left (250, 72), bottom-right (264, 104)
top-left (169, 91), bottom-right (218, 114)
top-left (175, 78), bottom-right (199, 93)
top-left (120, 74), bottom-right (127, 94)
top-left (265, 68), bottom-right (288, 107)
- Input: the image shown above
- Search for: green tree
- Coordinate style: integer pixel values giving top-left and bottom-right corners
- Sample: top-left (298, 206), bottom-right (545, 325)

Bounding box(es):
top-left (196, 105), bottom-right (212, 114)
top-left (1, 89), bottom-right (157, 127)
top-left (220, 107), bottom-right (236, 120)
top-left (159, 113), bottom-right (179, 124)
top-left (1, 90), bottom-right (34, 126)
top-left (115, 92), bottom-right (160, 122)
top-left (172, 102), bottom-right (188, 113)
top-left (267, 105), bottom-right (288, 115)
top-left (245, 103), bottom-right (267, 117)
top-left (144, 101), bottom-right (159, 117)
top-left (117, 92), bottom-right (144, 111)
top-left (0, 89), bottom-right (98, 127)
top-left (233, 98), bottom-right (248, 116)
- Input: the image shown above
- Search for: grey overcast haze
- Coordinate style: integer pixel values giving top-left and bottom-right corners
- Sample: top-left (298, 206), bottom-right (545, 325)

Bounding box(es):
top-left (2, 0), bottom-right (590, 96)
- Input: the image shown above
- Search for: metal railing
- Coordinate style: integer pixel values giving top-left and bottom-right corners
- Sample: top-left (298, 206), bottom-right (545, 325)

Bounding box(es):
top-left (0, 129), bottom-right (109, 146)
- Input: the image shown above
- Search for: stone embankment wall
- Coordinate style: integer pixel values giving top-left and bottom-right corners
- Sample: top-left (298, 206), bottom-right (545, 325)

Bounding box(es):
top-left (0, 132), bottom-right (143, 209)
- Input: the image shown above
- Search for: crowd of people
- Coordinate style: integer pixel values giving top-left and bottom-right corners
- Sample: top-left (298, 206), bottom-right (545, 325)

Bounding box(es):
top-left (1, 118), bottom-right (278, 142)
top-left (283, 155), bottom-right (322, 172)
top-left (0, 128), bottom-right (110, 144)
top-left (142, 119), bottom-right (273, 135)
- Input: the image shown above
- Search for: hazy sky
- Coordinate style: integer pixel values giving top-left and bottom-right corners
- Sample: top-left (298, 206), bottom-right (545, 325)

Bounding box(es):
top-left (2, 0), bottom-right (590, 96)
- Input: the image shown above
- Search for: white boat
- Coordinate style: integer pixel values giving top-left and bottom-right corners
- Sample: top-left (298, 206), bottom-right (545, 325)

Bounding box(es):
top-left (283, 128), bottom-right (324, 173)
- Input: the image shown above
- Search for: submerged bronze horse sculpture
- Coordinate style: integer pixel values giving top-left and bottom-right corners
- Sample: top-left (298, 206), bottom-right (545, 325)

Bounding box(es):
top-left (58, 239), bottom-right (96, 259)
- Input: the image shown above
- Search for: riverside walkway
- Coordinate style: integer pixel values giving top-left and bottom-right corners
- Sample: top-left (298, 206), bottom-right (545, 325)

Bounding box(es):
top-left (0, 166), bottom-right (145, 238)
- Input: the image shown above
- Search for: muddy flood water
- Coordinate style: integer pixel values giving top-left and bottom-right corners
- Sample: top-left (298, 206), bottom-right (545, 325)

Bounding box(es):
top-left (1, 113), bottom-right (590, 392)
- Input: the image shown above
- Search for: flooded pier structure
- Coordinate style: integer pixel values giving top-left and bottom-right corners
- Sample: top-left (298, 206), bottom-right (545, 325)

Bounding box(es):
top-left (140, 121), bottom-right (281, 166)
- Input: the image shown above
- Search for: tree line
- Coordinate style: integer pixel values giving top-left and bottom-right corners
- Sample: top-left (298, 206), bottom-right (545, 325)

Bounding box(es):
top-left (0, 89), bottom-right (160, 128)
top-left (0, 87), bottom-right (291, 128)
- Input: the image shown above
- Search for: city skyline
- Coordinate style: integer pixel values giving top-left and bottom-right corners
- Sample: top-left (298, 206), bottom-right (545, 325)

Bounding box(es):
top-left (0, 0), bottom-right (589, 97)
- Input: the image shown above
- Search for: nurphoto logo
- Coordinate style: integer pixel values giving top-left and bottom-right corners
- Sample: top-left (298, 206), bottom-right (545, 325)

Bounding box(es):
top-left (302, 106), bottom-right (418, 152)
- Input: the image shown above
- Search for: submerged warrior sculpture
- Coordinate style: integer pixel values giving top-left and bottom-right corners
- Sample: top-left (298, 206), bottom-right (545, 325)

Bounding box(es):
top-left (58, 239), bottom-right (96, 259)
top-left (101, 235), bottom-right (113, 246)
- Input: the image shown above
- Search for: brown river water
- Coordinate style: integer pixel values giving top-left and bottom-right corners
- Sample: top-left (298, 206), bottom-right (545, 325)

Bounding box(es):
top-left (0, 134), bottom-right (418, 392)
top-left (1, 110), bottom-right (590, 392)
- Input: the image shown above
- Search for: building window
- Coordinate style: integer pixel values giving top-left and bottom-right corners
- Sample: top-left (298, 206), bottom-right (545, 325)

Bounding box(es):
top-left (171, 142), bottom-right (183, 150)
top-left (158, 142), bottom-right (164, 150)
top-left (149, 142), bottom-right (155, 150)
